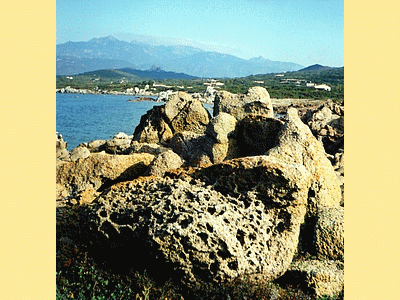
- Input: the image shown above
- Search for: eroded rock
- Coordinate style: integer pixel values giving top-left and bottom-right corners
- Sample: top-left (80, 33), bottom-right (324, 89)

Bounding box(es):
top-left (236, 115), bottom-right (284, 157)
top-left (267, 108), bottom-right (341, 216)
top-left (84, 156), bottom-right (311, 287)
top-left (169, 131), bottom-right (214, 166)
top-left (70, 146), bottom-right (91, 161)
top-left (56, 152), bottom-right (154, 200)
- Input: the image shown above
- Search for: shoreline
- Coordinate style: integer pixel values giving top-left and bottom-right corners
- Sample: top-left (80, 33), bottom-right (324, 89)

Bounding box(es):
top-left (57, 88), bottom-right (328, 105)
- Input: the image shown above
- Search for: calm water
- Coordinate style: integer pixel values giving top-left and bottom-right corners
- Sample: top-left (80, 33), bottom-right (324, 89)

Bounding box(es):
top-left (56, 93), bottom-right (163, 150)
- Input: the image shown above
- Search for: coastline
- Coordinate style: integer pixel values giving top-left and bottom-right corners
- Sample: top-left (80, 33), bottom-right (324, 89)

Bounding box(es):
top-left (57, 87), bottom-right (327, 107)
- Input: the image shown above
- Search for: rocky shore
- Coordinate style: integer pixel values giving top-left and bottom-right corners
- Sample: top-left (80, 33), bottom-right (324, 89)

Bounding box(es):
top-left (58, 85), bottom-right (223, 104)
top-left (57, 87), bottom-right (344, 298)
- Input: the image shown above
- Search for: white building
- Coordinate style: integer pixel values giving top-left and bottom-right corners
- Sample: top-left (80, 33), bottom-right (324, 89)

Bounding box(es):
top-left (314, 84), bottom-right (331, 91)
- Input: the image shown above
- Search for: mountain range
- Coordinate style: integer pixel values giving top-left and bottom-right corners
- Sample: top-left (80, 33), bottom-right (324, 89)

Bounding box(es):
top-left (56, 36), bottom-right (304, 78)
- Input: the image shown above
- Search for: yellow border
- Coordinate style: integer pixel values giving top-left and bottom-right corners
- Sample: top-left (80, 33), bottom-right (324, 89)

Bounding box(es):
top-left (1, 1), bottom-right (399, 299)
top-left (345, 1), bottom-right (400, 299)
top-left (0, 1), bottom-right (55, 299)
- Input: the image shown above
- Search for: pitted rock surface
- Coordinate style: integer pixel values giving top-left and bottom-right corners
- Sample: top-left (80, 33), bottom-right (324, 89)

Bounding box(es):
top-left (314, 206), bottom-right (344, 260)
top-left (85, 156), bottom-right (311, 287)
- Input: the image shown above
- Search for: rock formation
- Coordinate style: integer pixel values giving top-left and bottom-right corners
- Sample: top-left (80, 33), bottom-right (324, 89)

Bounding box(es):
top-left (57, 87), bottom-right (344, 298)
top-left (132, 105), bottom-right (173, 144)
top-left (83, 156), bottom-right (311, 287)
top-left (266, 108), bottom-right (341, 216)
top-left (301, 99), bottom-right (344, 156)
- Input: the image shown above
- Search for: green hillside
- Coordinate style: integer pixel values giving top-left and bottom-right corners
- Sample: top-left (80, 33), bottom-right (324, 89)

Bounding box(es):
top-left (57, 66), bottom-right (344, 103)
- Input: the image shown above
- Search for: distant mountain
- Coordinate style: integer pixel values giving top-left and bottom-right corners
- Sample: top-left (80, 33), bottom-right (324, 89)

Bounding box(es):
top-left (77, 67), bottom-right (198, 80)
top-left (57, 36), bottom-right (304, 78)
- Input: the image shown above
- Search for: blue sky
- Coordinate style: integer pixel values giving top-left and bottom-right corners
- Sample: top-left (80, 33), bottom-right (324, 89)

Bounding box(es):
top-left (56, 0), bottom-right (344, 67)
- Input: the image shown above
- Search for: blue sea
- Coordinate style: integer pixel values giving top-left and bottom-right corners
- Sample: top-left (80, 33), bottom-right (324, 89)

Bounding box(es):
top-left (56, 93), bottom-right (214, 150)
top-left (56, 93), bottom-right (164, 150)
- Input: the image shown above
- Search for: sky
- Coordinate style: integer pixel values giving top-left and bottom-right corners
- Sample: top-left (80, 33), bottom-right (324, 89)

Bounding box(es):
top-left (56, 0), bottom-right (344, 67)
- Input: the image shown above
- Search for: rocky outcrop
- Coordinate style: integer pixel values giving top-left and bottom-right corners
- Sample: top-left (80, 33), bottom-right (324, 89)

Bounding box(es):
top-left (205, 112), bottom-right (237, 144)
top-left (132, 92), bottom-right (211, 145)
top-left (57, 87), bottom-right (344, 298)
top-left (56, 152), bottom-right (154, 200)
top-left (213, 86), bottom-right (273, 120)
top-left (130, 140), bottom-right (170, 156)
top-left (84, 155), bottom-right (311, 287)
top-left (168, 131), bottom-right (214, 167)
top-left (272, 99), bottom-right (323, 118)
top-left (87, 139), bottom-right (107, 153)
top-left (267, 108), bottom-right (341, 216)
top-left (132, 105), bottom-right (173, 144)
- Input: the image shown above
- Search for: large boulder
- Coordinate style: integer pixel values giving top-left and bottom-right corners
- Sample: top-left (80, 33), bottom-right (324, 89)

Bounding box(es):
top-left (132, 105), bottom-right (173, 144)
top-left (165, 92), bottom-right (211, 134)
top-left (266, 108), bottom-right (341, 216)
top-left (84, 156), bottom-right (311, 288)
top-left (213, 87), bottom-right (273, 120)
top-left (56, 152), bottom-right (154, 200)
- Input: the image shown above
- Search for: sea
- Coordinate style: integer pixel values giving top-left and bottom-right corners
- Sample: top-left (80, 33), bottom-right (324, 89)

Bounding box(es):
top-left (56, 93), bottom-right (213, 150)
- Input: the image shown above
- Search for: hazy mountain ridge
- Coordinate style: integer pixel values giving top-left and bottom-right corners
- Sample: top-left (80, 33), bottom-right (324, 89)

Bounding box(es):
top-left (57, 36), bottom-right (304, 77)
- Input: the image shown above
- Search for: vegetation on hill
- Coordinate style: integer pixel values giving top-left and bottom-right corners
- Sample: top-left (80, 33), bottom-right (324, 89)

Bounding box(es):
top-left (56, 67), bottom-right (344, 103)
